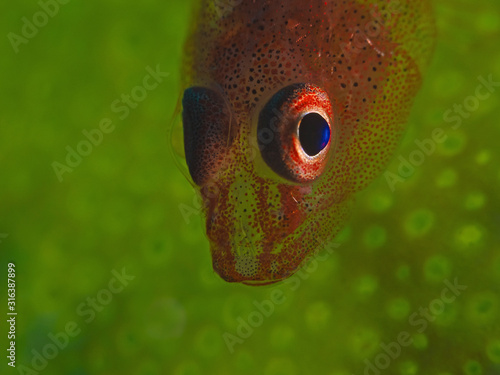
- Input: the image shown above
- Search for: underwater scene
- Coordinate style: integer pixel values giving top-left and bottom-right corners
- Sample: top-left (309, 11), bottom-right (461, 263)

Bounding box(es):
top-left (0, 0), bottom-right (499, 374)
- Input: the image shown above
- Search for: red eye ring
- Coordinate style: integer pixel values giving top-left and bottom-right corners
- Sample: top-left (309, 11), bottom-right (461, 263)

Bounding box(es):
top-left (257, 83), bottom-right (334, 183)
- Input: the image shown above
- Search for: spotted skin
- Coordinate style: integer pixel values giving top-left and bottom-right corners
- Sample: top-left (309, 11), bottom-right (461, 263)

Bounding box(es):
top-left (178, 0), bottom-right (435, 284)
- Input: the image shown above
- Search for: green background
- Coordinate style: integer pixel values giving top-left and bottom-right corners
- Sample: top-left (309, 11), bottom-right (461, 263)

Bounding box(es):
top-left (1, 1), bottom-right (499, 374)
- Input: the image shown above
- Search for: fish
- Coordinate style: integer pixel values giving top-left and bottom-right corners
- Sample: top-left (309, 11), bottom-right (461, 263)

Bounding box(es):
top-left (173, 0), bottom-right (435, 285)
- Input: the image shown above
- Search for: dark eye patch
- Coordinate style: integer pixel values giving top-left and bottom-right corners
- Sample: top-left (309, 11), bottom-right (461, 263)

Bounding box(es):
top-left (182, 87), bottom-right (235, 186)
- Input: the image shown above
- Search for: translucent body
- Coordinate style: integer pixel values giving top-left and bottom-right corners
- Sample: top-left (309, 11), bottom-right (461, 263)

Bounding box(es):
top-left (178, 0), bottom-right (435, 284)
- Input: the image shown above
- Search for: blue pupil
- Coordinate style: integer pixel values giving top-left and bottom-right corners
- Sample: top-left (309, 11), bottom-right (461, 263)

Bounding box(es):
top-left (298, 113), bottom-right (330, 156)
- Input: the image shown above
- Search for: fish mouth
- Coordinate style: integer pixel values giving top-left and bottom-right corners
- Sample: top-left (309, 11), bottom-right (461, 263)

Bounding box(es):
top-left (210, 235), bottom-right (300, 285)
top-left (240, 278), bottom-right (285, 286)
top-left (205, 193), bottom-right (306, 285)
top-left (214, 261), bottom-right (289, 286)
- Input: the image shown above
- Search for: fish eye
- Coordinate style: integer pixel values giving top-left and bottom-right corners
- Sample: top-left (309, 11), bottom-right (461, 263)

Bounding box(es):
top-left (257, 83), bottom-right (334, 183)
top-left (298, 112), bottom-right (331, 157)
